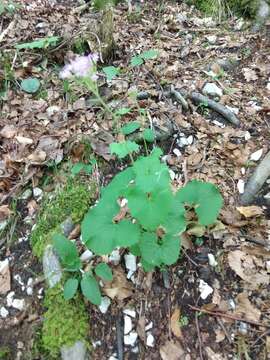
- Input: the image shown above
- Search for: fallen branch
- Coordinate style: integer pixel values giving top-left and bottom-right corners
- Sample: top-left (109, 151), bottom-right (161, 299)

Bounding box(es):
top-left (241, 150), bottom-right (270, 205)
top-left (170, 87), bottom-right (189, 111)
top-left (189, 305), bottom-right (270, 328)
top-left (188, 92), bottom-right (240, 127)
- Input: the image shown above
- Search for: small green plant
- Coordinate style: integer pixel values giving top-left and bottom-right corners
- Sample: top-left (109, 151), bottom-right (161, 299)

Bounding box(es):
top-left (54, 147), bottom-right (223, 305)
top-left (130, 49), bottom-right (159, 67)
top-left (15, 36), bottom-right (60, 50)
top-left (71, 159), bottom-right (96, 176)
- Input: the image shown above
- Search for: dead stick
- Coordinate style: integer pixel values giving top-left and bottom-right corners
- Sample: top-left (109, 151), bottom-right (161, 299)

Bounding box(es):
top-left (189, 305), bottom-right (270, 328)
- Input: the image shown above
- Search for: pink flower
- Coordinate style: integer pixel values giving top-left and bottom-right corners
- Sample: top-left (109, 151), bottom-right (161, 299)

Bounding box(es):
top-left (59, 53), bottom-right (99, 80)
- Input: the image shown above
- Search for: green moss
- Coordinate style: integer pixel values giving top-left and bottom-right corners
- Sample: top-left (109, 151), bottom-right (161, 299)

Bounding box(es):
top-left (0, 347), bottom-right (10, 359)
top-left (31, 179), bottom-right (96, 258)
top-left (188, 0), bottom-right (259, 19)
top-left (42, 284), bottom-right (89, 358)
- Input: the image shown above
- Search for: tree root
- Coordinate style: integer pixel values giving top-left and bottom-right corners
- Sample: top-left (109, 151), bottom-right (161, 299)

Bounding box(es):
top-left (241, 150), bottom-right (270, 205)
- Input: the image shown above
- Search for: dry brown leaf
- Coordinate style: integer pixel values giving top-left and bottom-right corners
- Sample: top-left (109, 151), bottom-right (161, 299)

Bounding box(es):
top-left (0, 125), bottom-right (17, 139)
top-left (0, 205), bottom-right (12, 221)
top-left (15, 136), bottom-right (33, 145)
top-left (205, 347), bottom-right (226, 360)
top-left (214, 328), bottom-right (225, 343)
top-left (160, 340), bottom-right (186, 360)
top-left (171, 308), bottom-right (182, 339)
top-left (0, 260), bottom-right (11, 295)
top-left (27, 199), bottom-right (38, 216)
top-left (227, 250), bottom-right (269, 286)
top-left (236, 206), bottom-right (263, 218)
top-left (27, 150), bottom-right (47, 163)
top-left (235, 292), bottom-right (261, 322)
top-left (103, 267), bottom-right (133, 301)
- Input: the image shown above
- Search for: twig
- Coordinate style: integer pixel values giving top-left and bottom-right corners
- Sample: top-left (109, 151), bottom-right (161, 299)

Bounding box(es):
top-left (216, 317), bottom-right (232, 344)
top-left (170, 86), bottom-right (189, 111)
top-left (182, 249), bottom-right (199, 267)
top-left (0, 20), bottom-right (14, 43)
top-left (195, 309), bottom-right (204, 360)
top-left (189, 305), bottom-right (270, 328)
top-left (188, 92), bottom-right (240, 127)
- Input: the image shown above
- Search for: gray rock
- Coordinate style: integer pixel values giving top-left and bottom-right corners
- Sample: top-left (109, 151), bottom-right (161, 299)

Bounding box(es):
top-left (42, 245), bottom-right (62, 288)
top-left (19, 189), bottom-right (32, 201)
top-left (61, 217), bottom-right (75, 237)
top-left (61, 341), bottom-right (88, 360)
top-left (202, 83), bottom-right (223, 98)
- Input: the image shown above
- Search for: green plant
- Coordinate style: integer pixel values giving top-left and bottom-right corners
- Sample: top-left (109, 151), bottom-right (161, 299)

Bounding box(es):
top-left (53, 234), bottom-right (112, 305)
top-left (15, 36), bottom-right (60, 50)
top-left (71, 159), bottom-right (96, 176)
top-left (54, 147), bottom-right (223, 305)
top-left (130, 49), bottom-right (159, 67)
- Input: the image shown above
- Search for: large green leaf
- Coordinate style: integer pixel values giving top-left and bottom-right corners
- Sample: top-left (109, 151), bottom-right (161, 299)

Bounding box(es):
top-left (176, 180), bottom-right (223, 225)
top-left (161, 197), bottom-right (186, 236)
top-left (101, 167), bottom-right (135, 202)
top-left (130, 56), bottom-right (144, 67)
top-left (133, 153), bottom-right (170, 193)
top-left (127, 187), bottom-right (173, 231)
top-left (53, 234), bottom-right (81, 271)
top-left (102, 66), bottom-right (119, 81)
top-left (63, 278), bottom-right (79, 300)
top-left (139, 232), bottom-right (161, 266)
top-left (81, 274), bottom-right (101, 305)
top-left (159, 234), bottom-right (181, 265)
top-left (115, 219), bottom-right (140, 247)
top-left (95, 263), bottom-right (113, 281)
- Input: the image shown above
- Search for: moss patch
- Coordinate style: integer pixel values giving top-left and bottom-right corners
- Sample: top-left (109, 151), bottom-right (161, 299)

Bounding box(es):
top-left (42, 284), bottom-right (89, 358)
top-left (188, 0), bottom-right (259, 18)
top-left (31, 179), bottom-right (96, 258)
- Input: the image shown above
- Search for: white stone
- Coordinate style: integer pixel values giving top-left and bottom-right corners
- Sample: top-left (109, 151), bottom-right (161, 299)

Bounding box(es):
top-left (250, 148), bottom-right (263, 162)
top-left (0, 306), bottom-right (9, 318)
top-left (0, 259), bottom-right (8, 272)
top-left (46, 105), bottom-right (60, 117)
top-left (124, 315), bottom-right (133, 334)
top-left (146, 333), bottom-right (155, 347)
top-left (267, 82), bottom-right (270, 91)
top-left (199, 279), bottom-right (213, 300)
top-left (7, 291), bottom-right (15, 307)
top-left (33, 187), bottom-right (43, 199)
top-left (177, 137), bottom-right (189, 148)
top-left (241, 167), bottom-right (246, 175)
top-left (124, 254), bottom-right (137, 273)
top-left (237, 179), bottom-right (245, 194)
top-left (187, 135), bottom-right (193, 145)
top-left (123, 309), bottom-right (136, 318)
top-left (124, 331), bottom-right (138, 346)
top-left (98, 296), bottom-right (111, 314)
top-left (80, 250), bottom-right (94, 262)
top-left (206, 35), bottom-right (217, 44)
top-left (244, 131), bottom-right (251, 141)
top-left (173, 148), bottom-right (181, 157)
top-left (26, 287), bottom-right (33, 296)
top-left (12, 298), bottom-right (25, 311)
top-left (120, 198), bottom-right (128, 207)
top-left (208, 254), bottom-right (218, 267)
top-left (145, 321), bottom-right (153, 331)
top-left (203, 83), bottom-right (223, 98)
top-left (92, 340), bottom-right (101, 349)
top-left (109, 249), bottom-right (121, 265)
top-left (212, 120), bottom-right (225, 128)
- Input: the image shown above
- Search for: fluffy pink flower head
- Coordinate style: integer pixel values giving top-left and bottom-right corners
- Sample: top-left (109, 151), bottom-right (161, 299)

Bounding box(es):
top-left (60, 53), bottom-right (99, 80)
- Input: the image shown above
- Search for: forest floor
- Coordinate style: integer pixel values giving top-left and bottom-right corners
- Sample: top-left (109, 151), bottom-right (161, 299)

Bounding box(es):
top-left (0, 0), bottom-right (270, 359)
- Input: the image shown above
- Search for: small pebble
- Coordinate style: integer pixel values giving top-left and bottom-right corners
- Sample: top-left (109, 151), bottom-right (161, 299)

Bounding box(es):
top-left (237, 179), bottom-right (245, 194)
top-left (124, 315), bottom-right (133, 334)
top-left (208, 254), bottom-right (218, 267)
top-left (146, 333), bottom-right (155, 347)
top-left (250, 148), bottom-right (263, 162)
top-left (145, 321), bottom-right (153, 331)
top-left (98, 296), bottom-right (111, 314)
top-left (173, 148), bottom-right (181, 157)
top-left (124, 254), bottom-right (137, 273)
top-left (12, 298), bottom-right (25, 311)
top-left (124, 331), bottom-right (138, 346)
top-left (199, 279), bottom-right (213, 300)
top-left (7, 291), bottom-right (15, 307)
top-left (80, 250), bottom-right (94, 262)
top-left (244, 131), bottom-right (251, 141)
top-left (123, 309), bottom-right (136, 318)
top-left (169, 169), bottom-right (176, 181)
top-left (33, 187), bottom-right (43, 199)
top-left (0, 306), bottom-right (9, 318)
top-left (109, 249), bottom-right (121, 265)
